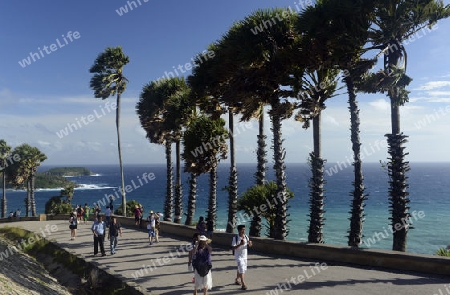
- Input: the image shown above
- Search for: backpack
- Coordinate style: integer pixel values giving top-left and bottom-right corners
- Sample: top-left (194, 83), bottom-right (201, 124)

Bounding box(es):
top-left (231, 234), bottom-right (249, 255)
top-left (192, 249), bottom-right (212, 277)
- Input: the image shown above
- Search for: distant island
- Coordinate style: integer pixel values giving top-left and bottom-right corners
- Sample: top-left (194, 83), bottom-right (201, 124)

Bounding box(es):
top-left (1, 167), bottom-right (94, 189)
top-left (41, 167), bottom-right (94, 177)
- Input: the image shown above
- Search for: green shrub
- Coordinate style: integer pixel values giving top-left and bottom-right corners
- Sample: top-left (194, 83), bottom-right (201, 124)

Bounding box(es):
top-left (114, 200), bottom-right (141, 217)
top-left (436, 247), bottom-right (450, 257)
top-left (45, 196), bottom-right (73, 215)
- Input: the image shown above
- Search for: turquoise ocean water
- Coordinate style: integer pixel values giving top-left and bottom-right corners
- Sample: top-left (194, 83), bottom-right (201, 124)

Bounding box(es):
top-left (3, 162), bottom-right (449, 255)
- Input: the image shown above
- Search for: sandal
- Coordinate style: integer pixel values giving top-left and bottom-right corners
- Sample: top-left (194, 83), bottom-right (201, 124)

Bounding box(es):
top-left (235, 279), bottom-right (241, 285)
top-left (241, 285), bottom-right (248, 290)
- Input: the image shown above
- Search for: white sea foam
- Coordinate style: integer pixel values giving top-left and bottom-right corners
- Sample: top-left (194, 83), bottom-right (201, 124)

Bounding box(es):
top-left (75, 184), bottom-right (115, 190)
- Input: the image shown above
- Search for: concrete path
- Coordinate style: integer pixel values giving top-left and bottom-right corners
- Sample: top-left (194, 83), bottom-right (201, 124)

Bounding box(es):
top-left (1, 220), bottom-right (449, 295)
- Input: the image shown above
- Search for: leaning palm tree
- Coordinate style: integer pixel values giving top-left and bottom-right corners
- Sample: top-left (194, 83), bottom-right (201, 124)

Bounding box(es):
top-left (361, 0), bottom-right (450, 251)
top-left (182, 115), bottom-right (228, 233)
top-left (0, 139), bottom-right (11, 218)
top-left (309, 0), bottom-right (377, 247)
top-left (137, 77), bottom-right (192, 223)
top-left (89, 46), bottom-right (129, 216)
top-left (295, 3), bottom-right (341, 243)
top-left (188, 47), bottom-right (240, 233)
top-left (199, 8), bottom-right (299, 240)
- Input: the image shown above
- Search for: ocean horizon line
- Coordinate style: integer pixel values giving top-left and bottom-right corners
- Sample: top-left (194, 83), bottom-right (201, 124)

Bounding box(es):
top-left (37, 161), bottom-right (450, 168)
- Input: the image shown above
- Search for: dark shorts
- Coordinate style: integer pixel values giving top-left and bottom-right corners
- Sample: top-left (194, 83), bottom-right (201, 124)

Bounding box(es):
top-left (69, 224), bottom-right (77, 230)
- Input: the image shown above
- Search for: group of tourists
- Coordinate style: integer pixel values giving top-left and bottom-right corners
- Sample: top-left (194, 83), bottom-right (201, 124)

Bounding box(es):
top-left (190, 216), bottom-right (252, 295)
top-left (68, 208), bottom-right (251, 294)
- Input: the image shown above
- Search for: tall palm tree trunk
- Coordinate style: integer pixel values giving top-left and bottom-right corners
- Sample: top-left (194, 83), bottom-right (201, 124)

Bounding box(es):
top-left (174, 140), bottom-right (183, 224)
top-left (226, 109), bottom-right (238, 233)
top-left (164, 141), bottom-right (174, 222)
top-left (386, 46), bottom-right (410, 252)
top-left (249, 215), bottom-right (262, 237)
top-left (271, 108), bottom-right (288, 240)
top-left (185, 173), bottom-right (197, 226)
top-left (1, 171), bottom-right (6, 218)
top-left (207, 163), bottom-right (217, 232)
top-left (116, 93), bottom-right (127, 217)
top-left (26, 179), bottom-right (31, 217)
top-left (308, 113), bottom-right (326, 243)
top-left (31, 169), bottom-right (37, 216)
top-left (250, 110), bottom-right (267, 237)
top-left (346, 75), bottom-right (367, 247)
top-left (255, 109), bottom-right (267, 186)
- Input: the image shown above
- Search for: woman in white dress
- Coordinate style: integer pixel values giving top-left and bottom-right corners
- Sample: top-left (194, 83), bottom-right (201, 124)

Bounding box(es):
top-left (192, 235), bottom-right (212, 295)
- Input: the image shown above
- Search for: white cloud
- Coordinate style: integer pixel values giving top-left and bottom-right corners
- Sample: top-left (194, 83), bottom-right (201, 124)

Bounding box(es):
top-left (414, 81), bottom-right (450, 91)
top-left (368, 98), bottom-right (390, 112)
top-left (323, 114), bottom-right (340, 126)
top-left (427, 91), bottom-right (450, 96)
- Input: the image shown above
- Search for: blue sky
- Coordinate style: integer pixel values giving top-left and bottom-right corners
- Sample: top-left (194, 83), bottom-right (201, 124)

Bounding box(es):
top-left (1, 0), bottom-right (450, 166)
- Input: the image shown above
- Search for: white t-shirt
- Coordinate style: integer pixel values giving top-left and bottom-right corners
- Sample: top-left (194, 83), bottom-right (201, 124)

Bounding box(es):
top-left (147, 216), bottom-right (155, 229)
top-left (232, 234), bottom-right (249, 259)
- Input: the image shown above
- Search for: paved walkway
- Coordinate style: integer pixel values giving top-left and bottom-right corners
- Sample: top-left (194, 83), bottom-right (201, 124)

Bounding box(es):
top-left (1, 220), bottom-right (449, 295)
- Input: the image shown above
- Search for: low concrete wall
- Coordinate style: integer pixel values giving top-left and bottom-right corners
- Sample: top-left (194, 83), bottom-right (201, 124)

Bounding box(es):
top-left (0, 216), bottom-right (40, 223)
top-left (158, 221), bottom-right (450, 277)
top-left (12, 215), bottom-right (449, 276)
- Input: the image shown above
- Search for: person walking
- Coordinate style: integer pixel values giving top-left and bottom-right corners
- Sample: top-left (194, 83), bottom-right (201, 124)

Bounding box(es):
top-left (192, 235), bottom-right (212, 295)
top-left (83, 203), bottom-right (90, 224)
top-left (134, 205), bottom-right (141, 227)
top-left (231, 224), bottom-right (252, 290)
top-left (147, 211), bottom-right (156, 245)
top-left (92, 215), bottom-right (106, 257)
top-left (107, 217), bottom-right (122, 255)
top-left (154, 212), bottom-right (161, 242)
top-left (105, 206), bottom-right (112, 227)
top-left (69, 212), bottom-right (78, 240)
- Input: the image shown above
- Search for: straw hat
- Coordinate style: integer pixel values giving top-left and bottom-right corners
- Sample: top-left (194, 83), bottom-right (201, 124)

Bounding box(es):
top-left (198, 235), bottom-right (212, 243)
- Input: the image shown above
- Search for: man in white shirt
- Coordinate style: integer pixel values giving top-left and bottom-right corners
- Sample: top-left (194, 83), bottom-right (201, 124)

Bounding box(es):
top-left (231, 224), bottom-right (252, 290)
top-left (92, 215), bottom-right (106, 256)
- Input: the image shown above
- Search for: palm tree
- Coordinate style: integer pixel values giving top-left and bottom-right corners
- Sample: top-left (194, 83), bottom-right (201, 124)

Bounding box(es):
top-left (188, 48), bottom-right (240, 233)
top-left (7, 144), bottom-right (46, 217)
top-left (137, 77), bottom-right (191, 223)
top-left (308, 0), bottom-right (377, 247)
top-left (89, 46), bottom-right (129, 216)
top-left (0, 140), bottom-right (12, 218)
top-left (361, 0), bottom-right (450, 251)
top-left (182, 115), bottom-right (228, 233)
top-left (196, 8), bottom-right (299, 240)
top-left (295, 4), bottom-right (341, 243)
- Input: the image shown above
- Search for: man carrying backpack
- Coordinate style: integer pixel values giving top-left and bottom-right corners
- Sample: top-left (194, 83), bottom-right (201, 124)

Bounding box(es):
top-left (231, 224), bottom-right (252, 290)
